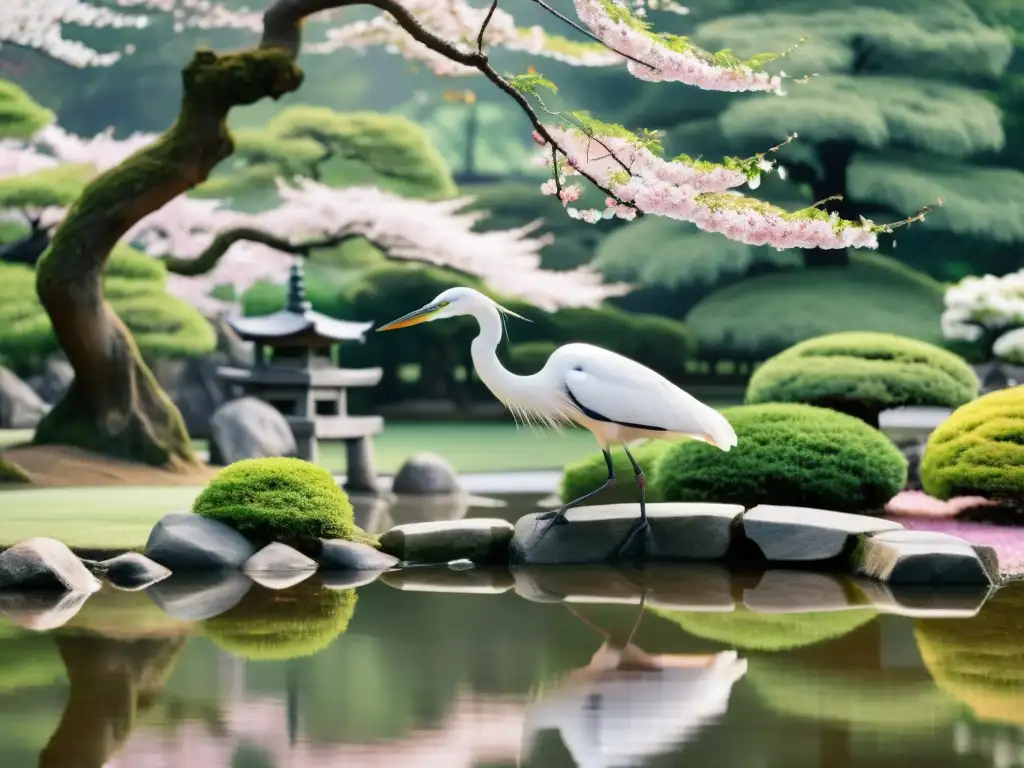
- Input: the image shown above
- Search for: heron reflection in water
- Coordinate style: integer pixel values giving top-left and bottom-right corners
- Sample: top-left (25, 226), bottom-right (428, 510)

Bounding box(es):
top-left (520, 594), bottom-right (748, 768)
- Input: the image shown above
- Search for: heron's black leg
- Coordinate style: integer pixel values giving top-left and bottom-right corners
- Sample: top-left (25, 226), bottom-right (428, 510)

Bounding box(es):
top-left (608, 443), bottom-right (654, 562)
top-left (534, 449), bottom-right (615, 537)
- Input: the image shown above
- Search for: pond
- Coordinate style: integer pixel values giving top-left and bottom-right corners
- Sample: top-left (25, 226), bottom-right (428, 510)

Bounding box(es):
top-left (1, 494), bottom-right (1022, 768)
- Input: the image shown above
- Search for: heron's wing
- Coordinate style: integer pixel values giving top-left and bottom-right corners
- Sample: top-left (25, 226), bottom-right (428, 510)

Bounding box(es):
top-left (560, 345), bottom-right (728, 441)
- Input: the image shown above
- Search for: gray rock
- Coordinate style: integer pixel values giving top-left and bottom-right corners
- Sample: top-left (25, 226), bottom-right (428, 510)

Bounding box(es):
top-left (247, 571), bottom-right (314, 591)
top-left (645, 564), bottom-right (737, 612)
top-left (321, 570), bottom-right (387, 590)
top-left (380, 518), bottom-right (514, 564)
top-left (851, 529), bottom-right (994, 586)
top-left (0, 365), bottom-right (50, 429)
top-left (319, 539), bottom-right (398, 571)
top-left (0, 590), bottom-right (90, 630)
top-left (513, 566), bottom-right (644, 604)
top-left (853, 579), bottom-right (992, 618)
top-left (208, 396), bottom-right (296, 465)
top-left (147, 571), bottom-right (253, 621)
top-left (742, 504), bottom-right (903, 562)
top-left (34, 357), bottom-right (75, 404)
top-left (144, 512), bottom-right (256, 572)
top-left (243, 542), bottom-right (317, 573)
top-left (0, 538), bottom-right (101, 593)
top-left (98, 552), bottom-right (172, 591)
top-left (391, 452), bottom-right (462, 495)
top-left (511, 503), bottom-right (744, 566)
top-left (743, 570), bottom-right (857, 614)
top-left (380, 566), bottom-right (515, 594)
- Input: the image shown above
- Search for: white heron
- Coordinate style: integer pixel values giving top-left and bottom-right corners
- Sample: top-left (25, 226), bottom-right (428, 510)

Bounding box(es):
top-left (376, 287), bottom-right (737, 558)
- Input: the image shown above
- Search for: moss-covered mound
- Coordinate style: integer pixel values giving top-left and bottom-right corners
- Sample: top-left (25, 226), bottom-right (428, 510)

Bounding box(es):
top-left (559, 440), bottom-right (671, 505)
top-left (920, 385), bottom-right (1024, 508)
top-left (193, 457), bottom-right (374, 546)
top-left (745, 331), bottom-right (979, 425)
top-left (915, 582), bottom-right (1024, 725)
top-left (203, 581), bottom-right (357, 661)
top-left (652, 605), bottom-right (878, 651)
top-left (0, 457), bottom-right (29, 483)
top-left (653, 404), bottom-right (907, 514)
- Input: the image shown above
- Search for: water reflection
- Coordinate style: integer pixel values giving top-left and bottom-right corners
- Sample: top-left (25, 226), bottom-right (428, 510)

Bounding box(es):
top-left (522, 595), bottom-right (747, 768)
top-left (0, 564), bottom-right (1022, 767)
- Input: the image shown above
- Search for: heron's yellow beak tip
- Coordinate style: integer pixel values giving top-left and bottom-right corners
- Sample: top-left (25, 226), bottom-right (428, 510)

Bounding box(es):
top-left (376, 309), bottom-right (434, 332)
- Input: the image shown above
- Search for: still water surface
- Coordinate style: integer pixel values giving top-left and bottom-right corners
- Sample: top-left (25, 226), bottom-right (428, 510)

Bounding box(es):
top-left (1, 496), bottom-right (1023, 768)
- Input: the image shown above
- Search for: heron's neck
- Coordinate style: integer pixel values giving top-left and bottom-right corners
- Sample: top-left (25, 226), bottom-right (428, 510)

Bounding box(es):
top-left (470, 303), bottom-right (525, 401)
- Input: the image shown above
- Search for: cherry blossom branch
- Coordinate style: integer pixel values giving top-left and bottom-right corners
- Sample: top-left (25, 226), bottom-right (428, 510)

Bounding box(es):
top-left (477, 0), bottom-right (499, 52)
top-left (526, 0), bottom-right (654, 70)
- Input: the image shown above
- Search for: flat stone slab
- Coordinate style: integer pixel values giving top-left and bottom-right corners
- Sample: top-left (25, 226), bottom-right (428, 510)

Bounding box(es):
top-left (319, 540), bottom-right (398, 572)
top-left (743, 570), bottom-right (861, 614)
top-left (852, 579), bottom-right (992, 618)
top-left (743, 505), bottom-right (903, 562)
top-left (851, 530), bottom-right (994, 586)
top-left (512, 566), bottom-right (644, 604)
top-left (243, 543), bottom-right (318, 573)
top-left (378, 518), bottom-right (514, 565)
top-left (144, 512), bottom-right (256, 572)
top-left (0, 538), bottom-right (102, 593)
top-left (644, 564), bottom-right (737, 612)
top-left (511, 503), bottom-right (744, 565)
top-left (380, 566), bottom-right (514, 594)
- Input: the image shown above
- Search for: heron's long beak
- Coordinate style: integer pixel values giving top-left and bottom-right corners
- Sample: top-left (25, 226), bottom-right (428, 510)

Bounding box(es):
top-left (375, 303), bottom-right (441, 332)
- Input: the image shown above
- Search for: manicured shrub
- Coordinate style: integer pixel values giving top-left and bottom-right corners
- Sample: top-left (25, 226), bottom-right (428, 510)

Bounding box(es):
top-left (204, 580), bottom-right (357, 660)
top-left (746, 331), bottom-right (979, 426)
top-left (652, 403), bottom-right (907, 514)
top-left (920, 385), bottom-right (1024, 508)
top-left (652, 605), bottom-right (878, 651)
top-left (192, 457), bottom-right (374, 546)
top-left (914, 582), bottom-right (1024, 725)
top-left (559, 440), bottom-right (671, 505)
top-left (0, 457), bottom-right (29, 484)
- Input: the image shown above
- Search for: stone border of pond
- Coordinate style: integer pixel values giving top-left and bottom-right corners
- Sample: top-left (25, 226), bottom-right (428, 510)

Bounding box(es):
top-left (0, 502), bottom-right (1001, 606)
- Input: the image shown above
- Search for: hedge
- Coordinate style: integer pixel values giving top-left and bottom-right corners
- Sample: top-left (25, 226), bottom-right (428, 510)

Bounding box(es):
top-left (653, 403), bottom-right (907, 514)
top-left (746, 331), bottom-right (979, 425)
top-left (920, 385), bottom-right (1024, 508)
top-left (559, 440), bottom-right (671, 505)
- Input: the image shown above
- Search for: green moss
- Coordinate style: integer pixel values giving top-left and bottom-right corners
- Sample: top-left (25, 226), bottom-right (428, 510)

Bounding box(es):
top-left (203, 580), bottom-right (357, 661)
top-left (193, 457), bottom-right (375, 546)
top-left (652, 605), bottom-right (878, 651)
top-left (560, 440), bottom-right (671, 505)
top-left (920, 385), bottom-right (1024, 506)
top-left (685, 253), bottom-right (947, 354)
top-left (746, 331), bottom-right (979, 424)
top-left (915, 582), bottom-right (1024, 725)
top-left (115, 293), bottom-right (217, 358)
top-left (0, 457), bottom-right (30, 483)
top-left (652, 404), bottom-right (907, 514)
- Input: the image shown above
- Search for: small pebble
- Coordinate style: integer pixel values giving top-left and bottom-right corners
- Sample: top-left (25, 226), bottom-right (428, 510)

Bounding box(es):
top-left (447, 558), bottom-right (475, 571)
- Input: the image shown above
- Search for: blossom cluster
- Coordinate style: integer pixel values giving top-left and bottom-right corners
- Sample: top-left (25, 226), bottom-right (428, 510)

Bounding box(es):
top-left (942, 269), bottom-right (1024, 361)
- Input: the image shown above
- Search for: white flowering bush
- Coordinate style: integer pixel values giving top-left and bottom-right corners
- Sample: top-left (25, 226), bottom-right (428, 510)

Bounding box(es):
top-left (942, 269), bottom-right (1024, 362)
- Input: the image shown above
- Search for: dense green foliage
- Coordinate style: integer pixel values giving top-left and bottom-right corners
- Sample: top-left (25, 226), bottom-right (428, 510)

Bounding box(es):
top-left (920, 385), bottom-right (1024, 506)
top-left (506, 341), bottom-right (558, 375)
top-left (204, 580), bottom-right (358, 660)
top-left (685, 254), bottom-right (947, 358)
top-left (0, 80), bottom-right (53, 138)
top-left (193, 457), bottom-right (373, 546)
top-left (915, 582), bottom-right (1024, 725)
top-left (0, 164), bottom-right (93, 210)
top-left (0, 243), bottom-right (214, 374)
top-left (653, 605), bottom-right (878, 651)
top-left (653, 403), bottom-right (907, 513)
top-left (559, 440), bottom-right (671, 505)
top-left (746, 332), bottom-right (979, 424)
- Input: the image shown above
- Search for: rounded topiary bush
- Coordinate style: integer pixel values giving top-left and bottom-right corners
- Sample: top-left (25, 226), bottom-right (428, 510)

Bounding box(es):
top-left (920, 385), bottom-right (1024, 508)
top-left (204, 580), bottom-right (357, 660)
top-left (745, 331), bottom-right (979, 427)
top-left (0, 457), bottom-right (29, 484)
top-left (652, 404), bottom-right (907, 514)
top-left (193, 457), bottom-right (373, 546)
top-left (560, 440), bottom-right (670, 505)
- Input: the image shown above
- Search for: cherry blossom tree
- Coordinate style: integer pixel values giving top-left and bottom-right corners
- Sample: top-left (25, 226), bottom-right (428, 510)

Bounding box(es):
top-left (7, 0), bottom-right (930, 468)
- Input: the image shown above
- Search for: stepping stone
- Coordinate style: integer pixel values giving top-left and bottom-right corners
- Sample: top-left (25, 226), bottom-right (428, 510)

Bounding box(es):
top-left (511, 503), bottom-right (744, 566)
top-left (851, 529), bottom-right (994, 586)
top-left (319, 540), bottom-right (398, 572)
top-left (147, 571), bottom-right (253, 621)
top-left (144, 512), bottom-right (255, 572)
top-left (379, 518), bottom-right (514, 565)
top-left (243, 543), bottom-right (317, 573)
top-left (864, 530), bottom-right (1001, 583)
top-left (0, 538), bottom-right (102, 593)
top-left (743, 505), bottom-right (902, 562)
top-left (97, 553), bottom-right (171, 591)
top-left (743, 570), bottom-right (860, 614)
top-left (380, 566), bottom-right (514, 594)
top-left (852, 579), bottom-right (992, 619)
